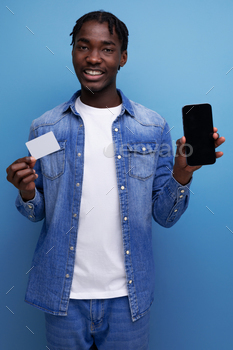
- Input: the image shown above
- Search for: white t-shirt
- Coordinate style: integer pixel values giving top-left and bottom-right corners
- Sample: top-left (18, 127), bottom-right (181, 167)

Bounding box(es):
top-left (70, 96), bottom-right (128, 299)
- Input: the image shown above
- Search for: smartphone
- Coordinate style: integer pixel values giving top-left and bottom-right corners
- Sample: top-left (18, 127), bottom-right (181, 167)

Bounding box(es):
top-left (182, 103), bottom-right (216, 166)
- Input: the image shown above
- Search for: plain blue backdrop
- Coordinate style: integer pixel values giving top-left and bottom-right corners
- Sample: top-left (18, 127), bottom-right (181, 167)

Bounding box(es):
top-left (1, 0), bottom-right (233, 349)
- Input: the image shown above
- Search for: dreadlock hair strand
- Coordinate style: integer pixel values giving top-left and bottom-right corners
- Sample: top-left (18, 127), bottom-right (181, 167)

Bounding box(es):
top-left (70, 10), bottom-right (129, 53)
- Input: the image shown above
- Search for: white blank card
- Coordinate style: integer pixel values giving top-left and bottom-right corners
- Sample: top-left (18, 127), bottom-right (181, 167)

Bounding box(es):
top-left (26, 131), bottom-right (60, 159)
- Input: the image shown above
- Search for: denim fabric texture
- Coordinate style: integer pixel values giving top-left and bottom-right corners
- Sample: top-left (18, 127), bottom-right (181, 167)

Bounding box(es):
top-left (45, 296), bottom-right (150, 350)
top-left (16, 89), bottom-right (191, 321)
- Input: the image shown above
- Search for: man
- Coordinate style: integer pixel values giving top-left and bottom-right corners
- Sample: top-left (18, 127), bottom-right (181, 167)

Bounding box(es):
top-left (6, 10), bottom-right (224, 350)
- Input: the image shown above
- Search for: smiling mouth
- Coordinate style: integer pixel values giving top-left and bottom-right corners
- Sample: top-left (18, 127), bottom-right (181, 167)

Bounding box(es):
top-left (84, 70), bottom-right (104, 76)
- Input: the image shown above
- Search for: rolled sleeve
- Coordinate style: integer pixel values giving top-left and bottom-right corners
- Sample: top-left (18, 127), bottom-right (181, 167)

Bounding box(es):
top-left (152, 122), bottom-right (192, 228)
top-left (15, 187), bottom-right (45, 222)
top-left (164, 175), bottom-right (192, 224)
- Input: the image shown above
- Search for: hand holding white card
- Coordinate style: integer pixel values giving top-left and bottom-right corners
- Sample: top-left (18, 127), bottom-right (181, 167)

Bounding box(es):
top-left (26, 131), bottom-right (60, 159)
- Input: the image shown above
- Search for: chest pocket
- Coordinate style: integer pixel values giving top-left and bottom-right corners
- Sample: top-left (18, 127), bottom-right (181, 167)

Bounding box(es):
top-left (126, 142), bottom-right (157, 181)
top-left (41, 141), bottom-right (66, 180)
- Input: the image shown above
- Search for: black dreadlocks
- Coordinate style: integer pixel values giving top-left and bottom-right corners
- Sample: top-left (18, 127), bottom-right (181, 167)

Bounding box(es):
top-left (70, 10), bottom-right (129, 53)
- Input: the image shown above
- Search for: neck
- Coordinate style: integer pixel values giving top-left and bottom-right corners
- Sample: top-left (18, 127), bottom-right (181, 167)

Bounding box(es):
top-left (80, 85), bottom-right (121, 108)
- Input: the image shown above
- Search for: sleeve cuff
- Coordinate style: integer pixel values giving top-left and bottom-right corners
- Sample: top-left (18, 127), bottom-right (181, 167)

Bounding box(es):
top-left (166, 175), bottom-right (193, 201)
top-left (16, 188), bottom-right (40, 221)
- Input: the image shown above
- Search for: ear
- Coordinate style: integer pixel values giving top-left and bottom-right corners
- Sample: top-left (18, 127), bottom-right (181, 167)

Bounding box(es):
top-left (120, 50), bottom-right (127, 67)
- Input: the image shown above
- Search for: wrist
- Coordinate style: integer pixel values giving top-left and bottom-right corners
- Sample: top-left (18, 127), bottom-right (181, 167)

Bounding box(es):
top-left (173, 166), bottom-right (193, 185)
top-left (20, 189), bottom-right (35, 202)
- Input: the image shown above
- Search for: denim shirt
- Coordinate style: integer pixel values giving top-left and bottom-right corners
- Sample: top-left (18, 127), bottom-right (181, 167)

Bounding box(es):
top-left (16, 89), bottom-right (191, 322)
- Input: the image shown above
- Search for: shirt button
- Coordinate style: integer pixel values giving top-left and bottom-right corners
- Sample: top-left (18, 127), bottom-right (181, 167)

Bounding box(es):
top-left (76, 183), bottom-right (80, 187)
top-left (117, 155), bottom-right (121, 159)
top-left (128, 280), bottom-right (132, 284)
top-left (80, 124), bottom-right (83, 127)
top-left (126, 250), bottom-right (130, 255)
top-left (70, 246), bottom-right (74, 251)
top-left (181, 190), bottom-right (185, 193)
top-left (142, 147), bottom-right (146, 151)
top-left (124, 217), bottom-right (127, 221)
top-left (179, 195), bottom-right (183, 199)
top-left (78, 153), bottom-right (81, 157)
top-left (66, 274), bottom-right (69, 278)
top-left (174, 209), bottom-right (178, 213)
top-left (121, 186), bottom-right (125, 190)
top-left (114, 128), bottom-right (118, 131)
top-left (29, 215), bottom-right (33, 219)
top-left (28, 204), bottom-right (33, 209)
top-left (73, 214), bottom-right (77, 217)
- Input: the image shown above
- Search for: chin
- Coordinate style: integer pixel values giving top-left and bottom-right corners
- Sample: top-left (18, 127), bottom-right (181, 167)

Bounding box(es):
top-left (82, 83), bottom-right (106, 93)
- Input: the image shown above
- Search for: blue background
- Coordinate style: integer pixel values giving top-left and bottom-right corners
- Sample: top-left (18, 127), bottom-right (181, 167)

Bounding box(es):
top-left (1, 0), bottom-right (232, 349)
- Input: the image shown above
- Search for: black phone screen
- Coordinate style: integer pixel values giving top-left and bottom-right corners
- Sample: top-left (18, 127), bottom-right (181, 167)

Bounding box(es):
top-left (182, 103), bottom-right (216, 166)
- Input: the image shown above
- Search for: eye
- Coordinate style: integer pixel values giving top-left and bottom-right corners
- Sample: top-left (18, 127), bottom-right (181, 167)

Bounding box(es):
top-left (77, 45), bottom-right (88, 50)
top-left (104, 48), bottom-right (113, 53)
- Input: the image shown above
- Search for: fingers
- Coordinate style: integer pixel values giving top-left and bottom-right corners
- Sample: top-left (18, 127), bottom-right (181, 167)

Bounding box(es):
top-left (212, 127), bottom-right (225, 148)
top-left (15, 156), bottom-right (36, 168)
top-left (216, 151), bottom-right (224, 159)
top-left (214, 136), bottom-right (225, 148)
top-left (6, 156), bottom-right (38, 191)
top-left (14, 168), bottom-right (37, 184)
top-left (6, 156), bottom-right (36, 173)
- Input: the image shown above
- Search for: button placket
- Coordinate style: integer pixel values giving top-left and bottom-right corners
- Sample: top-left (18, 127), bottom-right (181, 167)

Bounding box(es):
top-left (113, 121), bottom-right (133, 291)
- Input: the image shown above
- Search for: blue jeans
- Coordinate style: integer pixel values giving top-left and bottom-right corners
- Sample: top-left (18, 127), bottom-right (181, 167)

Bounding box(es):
top-left (45, 296), bottom-right (150, 350)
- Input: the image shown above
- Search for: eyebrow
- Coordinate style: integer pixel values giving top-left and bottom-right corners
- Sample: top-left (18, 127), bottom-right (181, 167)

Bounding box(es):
top-left (77, 38), bottom-right (116, 46)
top-left (102, 40), bottom-right (116, 46)
top-left (77, 38), bottom-right (90, 44)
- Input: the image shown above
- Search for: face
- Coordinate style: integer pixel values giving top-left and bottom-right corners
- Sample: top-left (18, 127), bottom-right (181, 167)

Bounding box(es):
top-left (72, 20), bottom-right (127, 93)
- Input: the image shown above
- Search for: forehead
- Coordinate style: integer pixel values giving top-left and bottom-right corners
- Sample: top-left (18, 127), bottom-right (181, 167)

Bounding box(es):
top-left (75, 20), bottom-right (121, 47)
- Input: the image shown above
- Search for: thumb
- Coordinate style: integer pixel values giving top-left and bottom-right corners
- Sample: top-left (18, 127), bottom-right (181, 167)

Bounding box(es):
top-left (176, 136), bottom-right (186, 146)
top-left (176, 136), bottom-right (186, 157)
top-left (28, 157), bottom-right (37, 168)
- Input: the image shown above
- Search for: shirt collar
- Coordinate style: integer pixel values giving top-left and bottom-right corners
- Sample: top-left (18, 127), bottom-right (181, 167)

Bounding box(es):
top-left (62, 89), bottom-right (135, 117)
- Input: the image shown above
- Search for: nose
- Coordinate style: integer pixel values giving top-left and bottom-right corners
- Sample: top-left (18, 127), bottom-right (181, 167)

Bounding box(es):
top-left (86, 49), bottom-right (102, 65)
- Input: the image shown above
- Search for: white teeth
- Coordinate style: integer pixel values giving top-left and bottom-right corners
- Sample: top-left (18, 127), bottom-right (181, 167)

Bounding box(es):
top-left (85, 70), bottom-right (103, 76)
